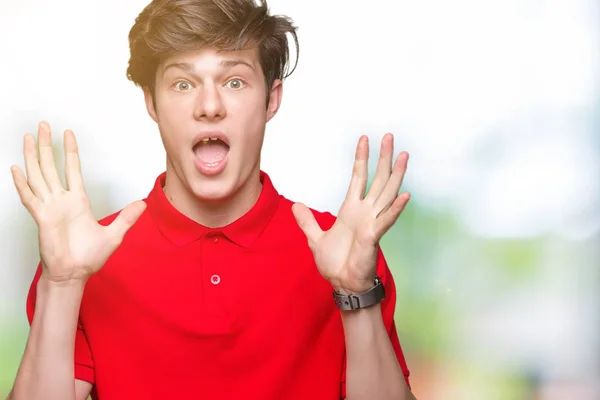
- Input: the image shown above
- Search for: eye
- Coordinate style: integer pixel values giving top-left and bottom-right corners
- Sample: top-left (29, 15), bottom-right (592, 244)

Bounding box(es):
top-left (225, 79), bottom-right (245, 90)
top-left (173, 80), bottom-right (193, 91)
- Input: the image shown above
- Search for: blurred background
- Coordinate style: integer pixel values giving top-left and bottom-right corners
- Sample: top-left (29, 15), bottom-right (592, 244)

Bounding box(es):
top-left (1, 0), bottom-right (598, 399)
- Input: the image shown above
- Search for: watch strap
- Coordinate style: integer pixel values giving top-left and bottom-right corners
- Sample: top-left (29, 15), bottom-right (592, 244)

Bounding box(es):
top-left (333, 276), bottom-right (385, 311)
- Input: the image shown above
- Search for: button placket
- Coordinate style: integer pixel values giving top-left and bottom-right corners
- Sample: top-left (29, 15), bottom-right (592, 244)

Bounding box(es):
top-left (205, 232), bottom-right (222, 291)
top-left (208, 233), bottom-right (220, 285)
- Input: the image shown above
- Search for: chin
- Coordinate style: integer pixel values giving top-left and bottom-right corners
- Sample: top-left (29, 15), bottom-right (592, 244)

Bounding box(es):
top-left (188, 174), bottom-right (237, 202)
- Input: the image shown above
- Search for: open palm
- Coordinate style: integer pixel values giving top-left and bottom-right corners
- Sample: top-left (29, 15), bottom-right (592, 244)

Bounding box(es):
top-left (10, 122), bottom-right (146, 282)
top-left (292, 133), bottom-right (410, 294)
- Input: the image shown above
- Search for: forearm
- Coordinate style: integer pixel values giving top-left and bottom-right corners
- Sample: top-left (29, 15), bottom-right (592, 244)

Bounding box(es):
top-left (342, 304), bottom-right (414, 400)
top-left (10, 276), bottom-right (85, 400)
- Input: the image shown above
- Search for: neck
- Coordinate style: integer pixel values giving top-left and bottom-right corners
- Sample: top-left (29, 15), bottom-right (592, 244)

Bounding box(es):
top-left (162, 166), bottom-right (262, 229)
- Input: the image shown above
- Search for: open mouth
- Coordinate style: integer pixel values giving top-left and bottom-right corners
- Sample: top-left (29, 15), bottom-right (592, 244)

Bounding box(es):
top-left (193, 137), bottom-right (230, 166)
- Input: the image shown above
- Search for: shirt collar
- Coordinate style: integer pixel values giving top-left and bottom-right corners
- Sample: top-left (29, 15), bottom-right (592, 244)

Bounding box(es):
top-left (145, 171), bottom-right (281, 247)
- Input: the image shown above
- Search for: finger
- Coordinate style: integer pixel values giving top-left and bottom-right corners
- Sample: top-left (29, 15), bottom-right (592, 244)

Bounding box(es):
top-left (37, 121), bottom-right (64, 192)
top-left (64, 129), bottom-right (84, 192)
top-left (375, 192), bottom-right (410, 237)
top-left (10, 165), bottom-right (42, 216)
top-left (373, 151), bottom-right (409, 214)
top-left (291, 202), bottom-right (324, 250)
top-left (23, 133), bottom-right (51, 200)
top-left (106, 200), bottom-right (147, 244)
top-left (365, 133), bottom-right (394, 203)
top-left (344, 135), bottom-right (369, 201)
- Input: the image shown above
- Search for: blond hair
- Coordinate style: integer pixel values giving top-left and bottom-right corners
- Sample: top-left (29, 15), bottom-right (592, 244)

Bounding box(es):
top-left (126, 0), bottom-right (299, 97)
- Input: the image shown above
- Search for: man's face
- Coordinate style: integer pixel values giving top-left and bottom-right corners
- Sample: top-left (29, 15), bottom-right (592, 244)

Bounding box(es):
top-left (145, 47), bottom-right (282, 201)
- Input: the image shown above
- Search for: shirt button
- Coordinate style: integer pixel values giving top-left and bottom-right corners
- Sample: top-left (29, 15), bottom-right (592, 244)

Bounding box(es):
top-left (210, 274), bottom-right (221, 285)
top-left (212, 237), bottom-right (219, 244)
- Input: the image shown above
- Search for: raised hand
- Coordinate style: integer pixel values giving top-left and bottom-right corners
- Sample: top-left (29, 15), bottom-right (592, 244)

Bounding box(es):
top-left (10, 121), bottom-right (146, 283)
top-left (292, 133), bottom-right (410, 294)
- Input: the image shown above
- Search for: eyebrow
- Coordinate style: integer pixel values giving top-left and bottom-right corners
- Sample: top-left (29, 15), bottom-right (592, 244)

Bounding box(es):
top-left (162, 60), bottom-right (256, 76)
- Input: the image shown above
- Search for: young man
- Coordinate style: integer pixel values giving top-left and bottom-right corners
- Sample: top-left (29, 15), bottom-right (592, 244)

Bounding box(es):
top-left (9, 0), bottom-right (415, 399)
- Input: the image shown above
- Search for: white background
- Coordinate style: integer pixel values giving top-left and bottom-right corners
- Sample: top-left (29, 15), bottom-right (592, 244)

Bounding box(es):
top-left (1, 0), bottom-right (599, 398)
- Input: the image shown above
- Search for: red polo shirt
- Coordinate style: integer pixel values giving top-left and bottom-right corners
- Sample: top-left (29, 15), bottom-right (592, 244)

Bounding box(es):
top-left (26, 171), bottom-right (410, 399)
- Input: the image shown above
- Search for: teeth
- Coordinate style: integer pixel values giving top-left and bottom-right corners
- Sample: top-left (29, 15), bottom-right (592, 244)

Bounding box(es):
top-left (199, 137), bottom-right (219, 144)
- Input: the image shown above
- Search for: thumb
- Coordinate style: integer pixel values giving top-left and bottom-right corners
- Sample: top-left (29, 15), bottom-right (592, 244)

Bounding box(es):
top-left (106, 200), bottom-right (147, 241)
top-left (291, 202), bottom-right (323, 249)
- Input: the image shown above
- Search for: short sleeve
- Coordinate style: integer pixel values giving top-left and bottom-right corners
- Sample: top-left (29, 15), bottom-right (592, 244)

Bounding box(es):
top-left (26, 263), bottom-right (96, 384)
top-left (340, 246), bottom-right (411, 398)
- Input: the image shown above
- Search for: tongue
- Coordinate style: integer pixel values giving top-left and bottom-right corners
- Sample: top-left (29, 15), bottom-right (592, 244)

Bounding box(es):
top-left (194, 142), bottom-right (229, 164)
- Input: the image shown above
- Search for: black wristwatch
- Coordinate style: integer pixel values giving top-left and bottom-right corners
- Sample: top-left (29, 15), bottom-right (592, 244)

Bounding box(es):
top-left (333, 276), bottom-right (385, 311)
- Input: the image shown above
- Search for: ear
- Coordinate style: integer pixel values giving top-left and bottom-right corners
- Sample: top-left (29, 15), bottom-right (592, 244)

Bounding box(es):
top-left (266, 79), bottom-right (283, 122)
top-left (143, 87), bottom-right (158, 122)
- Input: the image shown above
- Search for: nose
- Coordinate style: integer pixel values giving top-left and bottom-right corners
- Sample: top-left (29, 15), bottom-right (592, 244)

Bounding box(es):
top-left (193, 82), bottom-right (226, 121)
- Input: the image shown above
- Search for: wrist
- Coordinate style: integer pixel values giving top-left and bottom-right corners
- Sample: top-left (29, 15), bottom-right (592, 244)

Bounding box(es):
top-left (333, 275), bottom-right (385, 311)
top-left (38, 274), bottom-right (87, 296)
top-left (39, 262), bottom-right (90, 286)
top-left (34, 275), bottom-right (86, 320)
top-left (332, 281), bottom-right (373, 295)
top-left (330, 275), bottom-right (376, 294)
top-left (340, 302), bottom-right (382, 318)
